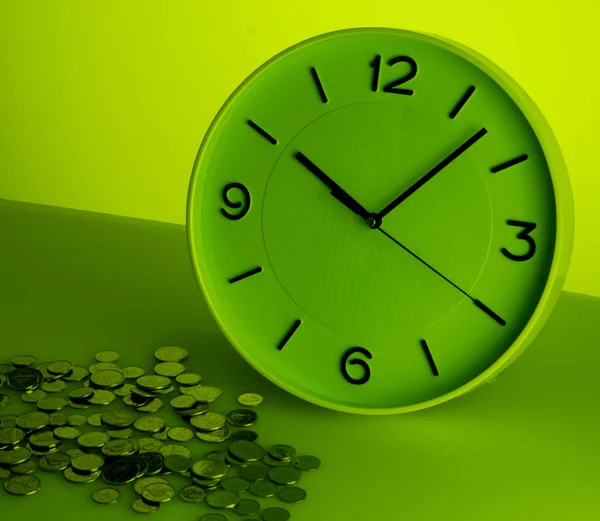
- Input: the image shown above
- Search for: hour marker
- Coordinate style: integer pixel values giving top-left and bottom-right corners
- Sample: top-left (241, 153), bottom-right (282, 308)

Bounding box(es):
top-left (449, 85), bottom-right (475, 119)
top-left (277, 319), bottom-right (301, 350)
top-left (247, 119), bottom-right (277, 145)
top-left (228, 267), bottom-right (262, 284)
top-left (490, 154), bottom-right (528, 173)
top-left (419, 340), bottom-right (439, 376)
top-left (473, 299), bottom-right (506, 326)
top-left (310, 67), bottom-right (328, 103)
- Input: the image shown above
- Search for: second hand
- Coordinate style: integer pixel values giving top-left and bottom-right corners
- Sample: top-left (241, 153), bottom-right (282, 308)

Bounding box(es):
top-left (377, 227), bottom-right (506, 326)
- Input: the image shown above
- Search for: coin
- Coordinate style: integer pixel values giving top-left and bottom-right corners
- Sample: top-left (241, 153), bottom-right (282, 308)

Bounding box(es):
top-left (268, 444), bottom-right (296, 461)
top-left (113, 383), bottom-right (136, 397)
top-left (196, 426), bottom-right (231, 444)
top-left (138, 452), bottom-right (164, 475)
top-left (39, 452), bottom-right (70, 472)
top-left (72, 453), bottom-right (105, 473)
top-left (133, 476), bottom-right (170, 495)
top-left (4, 474), bottom-right (40, 495)
top-left (54, 426), bottom-right (81, 440)
top-left (261, 507), bottom-right (291, 521)
top-left (134, 416), bottom-right (166, 433)
top-left (16, 411), bottom-right (50, 430)
top-left (0, 427), bottom-right (25, 447)
top-left (89, 389), bottom-right (117, 405)
top-left (221, 476), bottom-right (250, 493)
top-left (136, 375), bottom-right (171, 391)
top-left (0, 415), bottom-right (17, 428)
top-left (179, 404), bottom-right (209, 417)
top-left (158, 444), bottom-right (192, 459)
top-left (170, 394), bottom-right (197, 410)
top-left (37, 397), bottom-right (69, 412)
top-left (233, 498), bottom-right (261, 516)
top-left (268, 466), bottom-right (301, 485)
top-left (107, 427), bottom-right (134, 438)
top-left (47, 360), bottom-right (73, 376)
top-left (21, 389), bottom-right (47, 403)
top-left (101, 438), bottom-right (136, 457)
top-left (91, 370), bottom-right (125, 389)
top-left (11, 355), bottom-right (36, 367)
top-left (135, 398), bottom-right (164, 413)
top-left (191, 412), bottom-right (226, 432)
top-left (119, 366), bottom-right (145, 379)
top-left (0, 394), bottom-right (9, 408)
top-left (132, 498), bottom-right (159, 514)
top-left (95, 351), bottom-right (120, 363)
top-left (41, 380), bottom-right (67, 393)
top-left (205, 451), bottom-right (227, 463)
top-left (263, 455), bottom-right (290, 467)
top-left (180, 485), bottom-right (206, 502)
top-left (231, 430), bottom-right (259, 442)
top-left (0, 468), bottom-right (10, 479)
top-left (293, 455), bottom-right (321, 471)
top-left (7, 367), bottom-right (43, 391)
top-left (142, 482), bottom-right (176, 503)
top-left (78, 431), bottom-right (110, 449)
top-left (88, 413), bottom-right (103, 427)
top-left (68, 415), bottom-right (88, 426)
top-left (277, 485), bottom-right (307, 503)
top-left (103, 458), bottom-right (143, 485)
top-left (10, 460), bottom-right (37, 474)
top-left (63, 365), bottom-right (89, 381)
top-left (90, 360), bottom-right (119, 372)
top-left (175, 373), bottom-right (201, 386)
top-left (206, 489), bottom-right (239, 509)
top-left (69, 387), bottom-right (94, 402)
top-left (154, 362), bottom-right (186, 377)
top-left (199, 515), bottom-right (227, 521)
top-left (183, 386), bottom-right (222, 403)
top-left (92, 487), bottom-right (120, 504)
top-left (0, 446), bottom-right (30, 465)
top-left (0, 364), bottom-right (11, 374)
top-left (180, 384), bottom-right (202, 395)
top-left (163, 455), bottom-right (191, 474)
top-left (64, 467), bottom-right (101, 484)
top-left (138, 438), bottom-right (163, 453)
top-left (249, 479), bottom-right (278, 498)
top-left (68, 401), bottom-right (89, 410)
top-left (229, 440), bottom-right (265, 462)
top-left (154, 385), bottom-right (176, 395)
top-left (192, 476), bottom-right (221, 489)
top-left (167, 426), bottom-right (194, 442)
top-left (240, 463), bottom-right (268, 482)
top-left (154, 346), bottom-right (188, 363)
top-left (191, 459), bottom-right (228, 480)
top-left (227, 409), bottom-right (258, 427)
top-left (101, 408), bottom-right (137, 427)
top-left (48, 411), bottom-right (70, 426)
top-left (237, 393), bottom-right (264, 407)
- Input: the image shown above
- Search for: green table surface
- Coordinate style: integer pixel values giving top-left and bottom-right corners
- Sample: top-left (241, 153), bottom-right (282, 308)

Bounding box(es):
top-left (1, 198), bottom-right (599, 520)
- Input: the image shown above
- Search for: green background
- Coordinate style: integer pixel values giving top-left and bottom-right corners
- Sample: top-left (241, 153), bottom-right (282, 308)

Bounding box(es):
top-left (0, 0), bottom-right (599, 295)
top-left (1, 199), bottom-right (599, 520)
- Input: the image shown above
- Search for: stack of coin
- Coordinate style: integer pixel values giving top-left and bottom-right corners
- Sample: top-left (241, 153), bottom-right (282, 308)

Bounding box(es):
top-left (0, 348), bottom-right (321, 520)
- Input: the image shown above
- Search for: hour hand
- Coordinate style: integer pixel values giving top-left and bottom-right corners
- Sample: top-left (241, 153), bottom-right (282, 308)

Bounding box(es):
top-left (294, 151), bottom-right (371, 221)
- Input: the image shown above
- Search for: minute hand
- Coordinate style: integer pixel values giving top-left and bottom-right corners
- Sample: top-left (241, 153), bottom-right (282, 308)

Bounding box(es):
top-left (376, 128), bottom-right (488, 220)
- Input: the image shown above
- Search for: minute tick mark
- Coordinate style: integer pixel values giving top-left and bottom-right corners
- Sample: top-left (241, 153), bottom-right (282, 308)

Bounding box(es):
top-left (449, 85), bottom-right (475, 119)
top-left (490, 154), bottom-right (529, 173)
top-left (228, 266), bottom-right (262, 284)
top-left (247, 119), bottom-right (277, 145)
top-left (277, 319), bottom-right (302, 351)
top-left (310, 67), bottom-right (328, 103)
top-left (419, 340), bottom-right (439, 376)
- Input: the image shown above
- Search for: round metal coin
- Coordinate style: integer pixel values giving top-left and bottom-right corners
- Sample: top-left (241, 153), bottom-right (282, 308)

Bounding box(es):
top-left (154, 346), bottom-right (188, 363)
top-left (154, 362), bottom-right (186, 377)
top-left (261, 507), bottom-right (291, 521)
top-left (179, 485), bottom-right (206, 502)
top-left (237, 393), bottom-right (264, 407)
top-left (293, 455), bottom-right (321, 471)
top-left (4, 474), bottom-right (40, 495)
top-left (39, 452), bottom-right (70, 472)
top-left (249, 479), bottom-right (278, 498)
top-left (227, 409), bottom-right (258, 427)
top-left (133, 476), bottom-right (169, 495)
top-left (92, 487), bottom-right (121, 504)
top-left (240, 463), bottom-right (268, 482)
top-left (277, 485), bottom-right (307, 503)
top-left (233, 498), bottom-right (261, 516)
top-left (206, 489), bottom-right (239, 509)
top-left (132, 498), bottom-right (159, 514)
top-left (142, 482), bottom-right (176, 503)
top-left (95, 351), bottom-right (120, 363)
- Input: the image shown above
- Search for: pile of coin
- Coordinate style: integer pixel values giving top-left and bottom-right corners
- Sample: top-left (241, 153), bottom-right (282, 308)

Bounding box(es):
top-left (0, 348), bottom-right (321, 520)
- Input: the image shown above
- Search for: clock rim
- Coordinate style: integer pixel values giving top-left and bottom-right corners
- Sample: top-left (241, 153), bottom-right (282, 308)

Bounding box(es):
top-left (186, 27), bottom-right (574, 415)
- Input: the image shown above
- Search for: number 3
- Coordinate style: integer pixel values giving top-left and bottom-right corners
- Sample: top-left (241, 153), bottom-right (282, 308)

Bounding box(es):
top-left (501, 219), bottom-right (537, 262)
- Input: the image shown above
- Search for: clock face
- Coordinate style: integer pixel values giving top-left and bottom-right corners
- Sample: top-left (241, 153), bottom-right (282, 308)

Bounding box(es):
top-left (188, 28), bottom-right (572, 414)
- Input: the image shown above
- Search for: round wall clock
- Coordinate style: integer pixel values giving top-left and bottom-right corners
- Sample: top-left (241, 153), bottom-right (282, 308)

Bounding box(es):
top-left (187, 28), bottom-right (574, 414)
